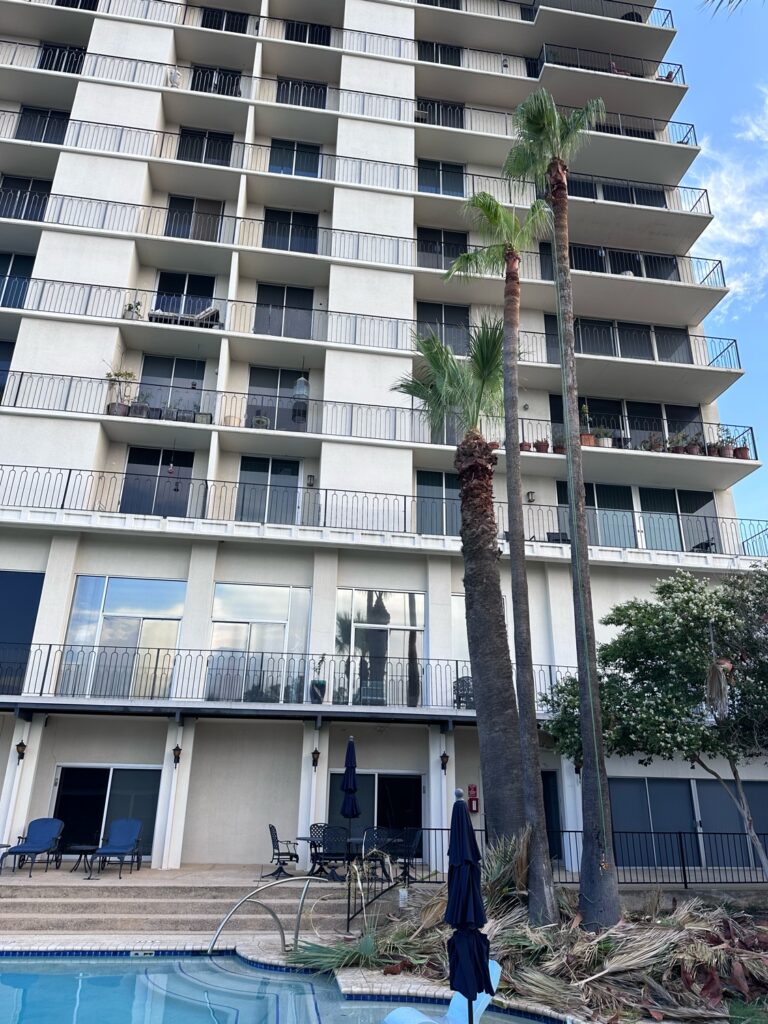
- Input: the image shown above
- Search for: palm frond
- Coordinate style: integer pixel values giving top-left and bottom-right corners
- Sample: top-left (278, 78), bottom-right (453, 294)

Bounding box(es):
top-left (445, 245), bottom-right (505, 281)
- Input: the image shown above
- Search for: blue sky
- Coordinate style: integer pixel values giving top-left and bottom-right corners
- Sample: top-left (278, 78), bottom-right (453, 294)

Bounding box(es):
top-left (666, 0), bottom-right (768, 519)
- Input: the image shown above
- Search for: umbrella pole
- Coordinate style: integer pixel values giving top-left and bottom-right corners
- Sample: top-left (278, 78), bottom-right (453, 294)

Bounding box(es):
top-left (468, 1002), bottom-right (473, 1024)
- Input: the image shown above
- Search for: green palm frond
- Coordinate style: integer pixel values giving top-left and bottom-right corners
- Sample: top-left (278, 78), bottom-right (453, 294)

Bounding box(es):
top-left (503, 89), bottom-right (605, 187)
top-left (445, 194), bottom-right (552, 282)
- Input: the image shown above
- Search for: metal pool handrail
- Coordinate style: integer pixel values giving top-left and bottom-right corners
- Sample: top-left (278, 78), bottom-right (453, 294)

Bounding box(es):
top-left (207, 875), bottom-right (336, 954)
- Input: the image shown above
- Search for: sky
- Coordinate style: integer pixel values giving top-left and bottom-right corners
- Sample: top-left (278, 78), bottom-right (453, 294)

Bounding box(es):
top-left (666, 0), bottom-right (768, 520)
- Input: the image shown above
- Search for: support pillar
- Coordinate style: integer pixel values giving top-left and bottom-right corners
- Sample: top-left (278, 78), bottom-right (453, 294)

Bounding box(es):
top-left (296, 720), bottom-right (324, 871)
top-left (5, 714), bottom-right (46, 846)
top-left (161, 719), bottom-right (196, 869)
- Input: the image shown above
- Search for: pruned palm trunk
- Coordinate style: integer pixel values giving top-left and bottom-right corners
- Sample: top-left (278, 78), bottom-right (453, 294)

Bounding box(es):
top-left (550, 161), bottom-right (621, 929)
top-left (456, 429), bottom-right (525, 839)
top-left (502, 254), bottom-right (559, 925)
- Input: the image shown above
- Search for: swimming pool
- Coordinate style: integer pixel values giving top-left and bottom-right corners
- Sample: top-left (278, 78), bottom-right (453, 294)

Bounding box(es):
top-left (0, 954), bottom-right (518, 1023)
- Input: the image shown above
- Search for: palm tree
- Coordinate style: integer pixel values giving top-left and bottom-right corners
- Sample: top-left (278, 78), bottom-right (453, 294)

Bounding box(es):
top-left (504, 88), bottom-right (622, 929)
top-left (393, 322), bottom-right (525, 839)
top-left (446, 194), bottom-right (558, 926)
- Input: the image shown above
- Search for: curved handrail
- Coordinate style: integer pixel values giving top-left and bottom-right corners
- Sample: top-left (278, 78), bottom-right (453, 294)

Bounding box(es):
top-left (207, 875), bottom-right (336, 954)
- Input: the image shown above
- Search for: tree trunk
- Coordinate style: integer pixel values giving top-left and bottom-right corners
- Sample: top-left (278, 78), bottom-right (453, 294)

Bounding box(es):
top-left (549, 159), bottom-right (621, 929)
top-left (455, 429), bottom-right (525, 839)
top-left (502, 252), bottom-right (558, 925)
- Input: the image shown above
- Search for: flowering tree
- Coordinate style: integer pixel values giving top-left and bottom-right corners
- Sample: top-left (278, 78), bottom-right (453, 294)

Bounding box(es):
top-left (543, 568), bottom-right (768, 874)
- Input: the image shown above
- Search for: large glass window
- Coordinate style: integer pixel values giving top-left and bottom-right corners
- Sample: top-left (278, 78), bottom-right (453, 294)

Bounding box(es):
top-left (236, 456), bottom-right (300, 525)
top-left (268, 139), bottom-right (321, 178)
top-left (284, 20), bottom-right (332, 45)
top-left (276, 77), bottom-right (327, 109)
top-left (38, 42), bottom-right (85, 74)
top-left (152, 271), bottom-right (216, 321)
top-left (0, 570), bottom-right (44, 695)
top-left (416, 302), bottom-right (470, 355)
top-left (639, 488), bottom-right (720, 554)
top-left (263, 208), bottom-right (319, 253)
top-left (165, 195), bottom-right (224, 242)
top-left (119, 447), bottom-right (195, 518)
top-left (247, 365), bottom-right (310, 432)
top-left (0, 176), bottom-right (52, 221)
top-left (59, 576), bottom-right (186, 699)
top-left (415, 98), bottom-right (464, 129)
top-left (416, 227), bottom-right (467, 270)
top-left (190, 64), bottom-right (242, 96)
top-left (557, 481), bottom-right (636, 548)
top-left (416, 470), bottom-right (460, 536)
top-left (139, 356), bottom-right (206, 419)
top-left (177, 127), bottom-right (233, 167)
top-left (201, 7), bottom-right (248, 32)
top-left (417, 159), bottom-right (464, 197)
top-left (0, 253), bottom-right (34, 308)
top-left (254, 284), bottom-right (313, 339)
top-left (335, 589), bottom-right (425, 706)
top-left (207, 584), bottom-right (310, 701)
top-left (0, 340), bottom-right (13, 400)
top-left (15, 106), bottom-right (69, 144)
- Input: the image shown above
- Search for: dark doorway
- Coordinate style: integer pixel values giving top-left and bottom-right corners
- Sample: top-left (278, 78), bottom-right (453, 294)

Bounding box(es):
top-left (542, 770), bottom-right (562, 858)
top-left (377, 775), bottom-right (422, 830)
top-left (53, 766), bottom-right (110, 849)
top-left (0, 570), bottom-right (44, 694)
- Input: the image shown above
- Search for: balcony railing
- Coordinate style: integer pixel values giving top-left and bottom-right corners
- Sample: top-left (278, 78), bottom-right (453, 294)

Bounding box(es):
top-left (1, 371), bottom-right (755, 457)
top-left (0, 642), bottom-right (572, 708)
top-left (0, 466), bottom-right (766, 559)
top-left (416, 0), bottom-right (674, 29)
top-left (537, 44), bottom-right (683, 83)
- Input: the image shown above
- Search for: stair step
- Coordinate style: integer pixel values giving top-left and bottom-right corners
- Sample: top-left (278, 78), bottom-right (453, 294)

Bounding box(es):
top-left (0, 911), bottom-right (348, 932)
top-left (0, 897), bottom-right (347, 916)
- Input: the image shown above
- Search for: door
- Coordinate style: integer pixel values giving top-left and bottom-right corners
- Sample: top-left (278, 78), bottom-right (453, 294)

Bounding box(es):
top-left (53, 766), bottom-right (110, 848)
top-left (328, 773), bottom-right (376, 836)
top-left (542, 771), bottom-right (562, 858)
top-left (609, 777), bottom-right (654, 867)
top-left (648, 778), bottom-right (700, 867)
top-left (105, 768), bottom-right (162, 855)
top-left (378, 775), bottom-right (422, 830)
top-left (697, 780), bottom-right (751, 867)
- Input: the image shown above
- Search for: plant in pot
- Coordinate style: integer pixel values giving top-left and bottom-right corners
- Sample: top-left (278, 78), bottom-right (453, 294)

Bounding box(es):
top-left (552, 427), bottom-right (566, 455)
top-left (706, 438), bottom-right (720, 457)
top-left (579, 402), bottom-right (595, 446)
top-left (122, 299), bottom-right (143, 320)
top-left (644, 431), bottom-right (664, 453)
top-left (129, 390), bottom-right (151, 418)
top-left (685, 431), bottom-right (704, 456)
top-left (309, 655), bottom-right (327, 704)
top-left (593, 425), bottom-right (614, 448)
top-left (105, 368), bottom-right (136, 416)
top-left (667, 430), bottom-right (688, 454)
top-left (718, 428), bottom-right (736, 458)
top-left (734, 440), bottom-right (751, 460)
top-left (533, 436), bottom-right (550, 453)
top-left (519, 437), bottom-right (533, 452)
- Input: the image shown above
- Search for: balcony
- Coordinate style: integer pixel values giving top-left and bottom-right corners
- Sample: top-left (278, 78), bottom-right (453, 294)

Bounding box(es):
top-left (0, 466), bottom-right (766, 565)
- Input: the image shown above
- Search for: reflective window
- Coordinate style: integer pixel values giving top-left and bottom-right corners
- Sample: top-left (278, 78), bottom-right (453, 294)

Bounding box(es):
top-left (416, 471), bottom-right (460, 536)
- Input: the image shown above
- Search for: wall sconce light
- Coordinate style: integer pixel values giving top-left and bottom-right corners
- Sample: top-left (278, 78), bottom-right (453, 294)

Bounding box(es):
top-left (440, 751), bottom-right (449, 774)
top-left (311, 748), bottom-right (321, 772)
top-left (172, 744), bottom-right (182, 769)
top-left (15, 740), bottom-right (26, 765)
top-left (526, 490), bottom-right (536, 504)
top-left (306, 474), bottom-right (315, 488)
top-left (501, 57), bottom-right (509, 70)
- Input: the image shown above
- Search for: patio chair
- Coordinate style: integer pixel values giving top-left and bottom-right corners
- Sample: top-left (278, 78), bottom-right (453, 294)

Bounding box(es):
top-left (383, 960), bottom-right (502, 1024)
top-left (88, 818), bottom-right (142, 879)
top-left (362, 826), bottom-right (402, 882)
top-left (453, 676), bottom-right (474, 710)
top-left (399, 827), bottom-right (423, 883)
top-left (265, 824), bottom-right (299, 879)
top-left (314, 825), bottom-right (348, 882)
top-left (308, 822), bottom-right (325, 875)
top-left (0, 817), bottom-right (64, 877)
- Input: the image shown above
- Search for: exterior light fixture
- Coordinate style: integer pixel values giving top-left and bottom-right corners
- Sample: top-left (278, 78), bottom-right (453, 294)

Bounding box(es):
top-left (172, 744), bottom-right (182, 768)
top-left (526, 490), bottom-right (536, 504)
top-left (440, 751), bottom-right (449, 773)
top-left (306, 474), bottom-right (315, 488)
top-left (311, 748), bottom-right (321, 772)
top-left (15, 740), bottom-right (26, 764)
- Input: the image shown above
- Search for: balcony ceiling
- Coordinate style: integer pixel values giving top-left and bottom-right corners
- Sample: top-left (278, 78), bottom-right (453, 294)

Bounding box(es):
top-left (0, 65), bottom-right (78, 110)
top-left (0, 138), bottom-right (59, 180)
top-left (261, 41), bottom-right (342, 83)
top-left (162, 90), bottom-right (249, 135)
top-left (148, 161), bottom-right (241, 201)
top-left (0, 2), bottom-right (91, 44)
top-left (540, 65), bottom-right (685, 122)
top-left (268, 0), bottom-right (345, 23)
top-left (245, 173), bottom-right (335, 211)
top-left (251, 101), bottom-right (339, 146)
top-left (173, 25), bottom-right (257, 69)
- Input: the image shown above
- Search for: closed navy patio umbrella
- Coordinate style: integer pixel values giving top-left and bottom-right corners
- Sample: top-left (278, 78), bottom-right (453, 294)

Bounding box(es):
top-left (340, 735), bottom-right (360, 821)
top-left (445, 789), bottom-right (494, 1024)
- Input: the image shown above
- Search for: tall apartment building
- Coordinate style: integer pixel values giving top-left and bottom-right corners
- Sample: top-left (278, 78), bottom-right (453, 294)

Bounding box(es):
top-left (0, 0), bottom-right (764, 872)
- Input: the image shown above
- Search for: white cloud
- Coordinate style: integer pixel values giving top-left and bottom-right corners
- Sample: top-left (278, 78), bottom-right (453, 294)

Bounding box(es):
top-left (690, 86), bottom-right (768, 321)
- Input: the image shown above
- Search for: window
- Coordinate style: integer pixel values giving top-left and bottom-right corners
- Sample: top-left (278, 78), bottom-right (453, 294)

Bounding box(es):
top-left (284, 20), bottom-right (331, 45)
top-left (200, 6), bottom-right (248, 32)
top-left (0, 340), bottom-right (13, 400)
top-left (575, 318), bottom-right (616, 357)
top-left (416, 302), bottom-right (470, 355)
top-left (417, 159), bottom-right (464, 197)
top-left (59, 575), bottom-right (187, 698)
top-left (119, 446), bottom-right (195, 518)
top-left (246, 365), bottom-right (310, 432)
top-left (567, 175), bottom-right (598, 200)
top-left (603, 181), bottom-right (666, 209)
top-left (190, 64), bottom-right (242, 96)
top-left (0, 176), bottom-right (51, 221)
top-left (268, 139), bottom-right (321, 178)
top-left (419, 0), bottom-right (462, 8)
top-left (416, 470), bottom-right (460, 536)
top-left (417, 40), bottom-right (462, 66)
top-left (335, 589), bottom-right (426, 706)
top-left (165, 195), bottom-right (224, 242)
top-left (15, 106), bottom-right (69, 144)
top-left (0, 570), bottom-right (44, 695)
top-left (607, 248), bottom-right (643, 276)
top-left (639, 488), bottom-right (720, 554)
top-left (38, 42), bottom-right (85, 74)
top-left (417, 227), bottom-right (467, 270)
top-left (254, 283), bottom-right (313, 339)
top-left (276, 77), bottom-right (327, 109)
top-left (55, 0), bottom-right (98, 8)
top-left (236, 456), bottom-right (300, 525)
top-left (177, 127), bottom-right (233, 167)
top-left (557, 481), bottom-right (636, 548)
top-left (655, 326), bottom-right (692, 363)
top-left (665, 403), bottom-right (704, 442)
top-left (153, 271), bottom-right (216, 317)
top-left (207, 583), bottom-right (310, 701)
top-left (416, 98), bottom-right (464, 129)
top-left (0, 253), bottom-right (34, 308)
top-left (263, 208), bottom-right (319, 254)
top-left (617, 321), bottom-right (653, 360)
top-left (139, 355), bottom-right (206, 419)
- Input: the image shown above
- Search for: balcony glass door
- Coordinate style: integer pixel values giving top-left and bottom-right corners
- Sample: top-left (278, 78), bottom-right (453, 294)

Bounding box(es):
top-left (254, 284), bottom-right (313, 339)
top-left (15, 106), bottom-right (69, 144)
top-left (140, 355), bottom-right (205, 418)
top-left (236, 456), bottom-right (300, 525)
top-left (119, 447), bottom-right (194, 518)
top-left (93, 616), bottom-right (178, 698)
top-left (416, 470), bottom-right (460, 536)
top-left (268, 139), bottom-right (321, 178)
top-left (247, 366), bottom-right (309, 432)
top-left (155, 272), bottom-right (215, 317)
top-left (638, 487), bottom-right (683, 551)
top-left (0, 253), bottom-right (34, 308)
top-left (53, 766), bottom-right (161, 855)
top-left (0, 176), bottom-right (51, 221)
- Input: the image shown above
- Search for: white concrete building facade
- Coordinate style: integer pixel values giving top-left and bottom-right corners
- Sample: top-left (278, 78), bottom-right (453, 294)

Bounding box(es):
top-left (0, 0), bottom-right (765, 871)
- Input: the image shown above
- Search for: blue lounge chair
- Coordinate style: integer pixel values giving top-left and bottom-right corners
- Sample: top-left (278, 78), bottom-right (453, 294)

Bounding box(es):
top-left (382, 960), bottom-right (502, 1024)
top-left (0, 818), bottom-right (64, 877)
top-left (88, 818), bottom-right (142, 879)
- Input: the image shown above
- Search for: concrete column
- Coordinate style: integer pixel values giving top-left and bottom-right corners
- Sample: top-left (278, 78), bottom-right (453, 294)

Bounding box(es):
top-left (29, 534), bottom-right (80, 647)
top-left (176, 542), bottom-right (219, 700)
top-left (296, 721), bottom-right (323, 870)
top-left (5, 714), bottom-right (47, 846)
top-left (308, 549), bottom-right (338, 666)
top-left (310, 722), bottom-right (332, 832)
top-left (151, 719), bottom-right (181, 868)
top-left (161, 718), bottom-right (196, 869)
top-left (427, 724), bottom-right (454, 873)
top-left (559, 755), bottom-right (583, 872)
top-left (426, 558), bottom-right (453, 704)
top-left (0, 718), bottom-right (31, 845)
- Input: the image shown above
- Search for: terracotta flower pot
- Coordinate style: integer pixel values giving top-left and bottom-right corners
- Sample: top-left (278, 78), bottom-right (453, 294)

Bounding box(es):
top-left (533, 440), bottom-right (550, 453)
top-left (580, 433), bottom-right (596, 447)
top-left (707, 444), bottom-right (719, 457)
top-left (685, 443), bottom-right (701, 456)
top-left (734, 445), bottom-right (750, 460)
top-left (719, 445), bottom-right (734, 458)
top-left (670, 445), bottom-right (686, 455)
top-left (519, 441), bottom-right (532, 452)
top-left (553, 445), bottom-right (566, 455)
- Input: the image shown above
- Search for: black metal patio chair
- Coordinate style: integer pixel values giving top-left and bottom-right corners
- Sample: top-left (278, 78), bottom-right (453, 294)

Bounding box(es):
top-left (265, 824), bottom-right (299, 879)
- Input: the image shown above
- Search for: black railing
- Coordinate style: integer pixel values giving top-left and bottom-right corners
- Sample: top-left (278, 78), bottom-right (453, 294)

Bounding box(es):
top-left (560, 416), bottom-right (757, 460)
top-left (0, 643), bottom-right (572, 708)
top-left (0, 466), bottom-right (766, 558)
top-left (417, 0), bottom-right (673, 28)
top-left (539, 44), bottom-right (683, 82)
top-left (542, 246), bottom-right (725, 288)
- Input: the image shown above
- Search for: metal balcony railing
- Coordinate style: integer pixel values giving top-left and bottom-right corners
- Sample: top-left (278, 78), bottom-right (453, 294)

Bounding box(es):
top-left (0, 642), bottom-right (572, 709)
top-left (537, 44), bottom-right (683, 83)
top-left (416, 0), bottom-right (674, 29)
top-left (0, 466), bottom-right (765, 558)
top-left (539, 416), bottom-right (757, 459)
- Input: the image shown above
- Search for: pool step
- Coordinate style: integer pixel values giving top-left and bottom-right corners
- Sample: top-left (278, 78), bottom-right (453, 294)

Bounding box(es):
top-left (0, 883), bottom-right (350, 934)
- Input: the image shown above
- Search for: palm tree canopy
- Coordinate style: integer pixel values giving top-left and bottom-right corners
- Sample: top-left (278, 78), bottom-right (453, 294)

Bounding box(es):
top-left (445, 195), bottom-right (552, 280)
top-left (392, 319), bottom-right (504, 437)
top-left (503, 89), bottom-right (605, 190)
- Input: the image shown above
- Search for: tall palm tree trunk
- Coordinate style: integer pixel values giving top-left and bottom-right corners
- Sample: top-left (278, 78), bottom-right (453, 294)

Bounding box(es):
top-left (501, 254), bottom-right (558, 925)
top-left (549, 160), bottom-right (621, 929)
top-left (456, 429), bottom-right (525, 839)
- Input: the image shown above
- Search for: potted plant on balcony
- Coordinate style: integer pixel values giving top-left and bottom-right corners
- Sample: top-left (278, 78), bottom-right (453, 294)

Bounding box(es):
top-left (579, 402), bottom-right (595, 446)
top-left (194, 406), bottom-right (213, 425)
top-left (644, 432), bottom-right (665, 453)
top-left (175, 404), bottom-right (196, 424)
top-left (129, 391), bottom-right (151, 418)
top-left (533, 437), bottom-right (550, 453)
top-left (734, 441), bottom-right (751, 460)
top-left (122, 299), bottom-right (143, 320)
top-left (718, 428), bottom-right (736, 458)
top-left (685, 431), bottom-right (704, 456)
top-left (706, 438), bottom-right (720, 457)
top-left (105, 368), bottom-right (136, 416)
top-left (667, 430), bottom-right (688, 455)
top-left (309, 655), bottom-right (327, 704)
top-left (593, 425), bottom-right (614, 448)
top-left (519, 438), bottom-right (533, 452)
top-left (552, 426), bottom-right (566, 455)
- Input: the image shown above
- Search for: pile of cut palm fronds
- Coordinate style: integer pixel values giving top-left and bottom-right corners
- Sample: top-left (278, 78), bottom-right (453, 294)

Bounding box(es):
top-left (288, 838), bottom-right (768, 1022)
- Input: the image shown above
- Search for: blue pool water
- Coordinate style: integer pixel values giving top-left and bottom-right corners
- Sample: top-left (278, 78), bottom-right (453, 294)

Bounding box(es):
top-left (0, 955), bottom-right (516, 1023)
